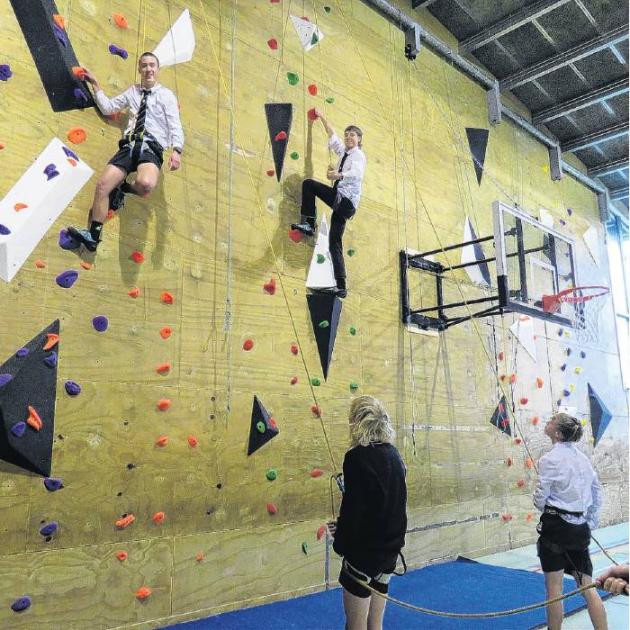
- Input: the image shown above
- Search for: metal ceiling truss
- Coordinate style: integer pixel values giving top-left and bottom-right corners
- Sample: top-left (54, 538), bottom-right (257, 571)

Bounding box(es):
top-left (562, 121), bottom-right (629, 153)
top-left (588, 158), bottom-right (629, 178)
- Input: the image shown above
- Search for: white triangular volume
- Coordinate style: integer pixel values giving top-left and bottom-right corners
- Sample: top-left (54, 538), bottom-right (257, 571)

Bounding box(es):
top-left (290, 15), bottom-right (324, 52)
top-left (153, 9), bottom-right (195, 67)
top-left (539, 207), bottom-right (554, 228)
top-left (0, 138), bottom-right (93, 282)
top-left (306, 214), bottom-right (336, 289)
top-left (582, 225), bottom-right (601, 266)
top-left (461, 216), bottom-right (490, 286)
top-left (509, 315), bottom-right (537, 362)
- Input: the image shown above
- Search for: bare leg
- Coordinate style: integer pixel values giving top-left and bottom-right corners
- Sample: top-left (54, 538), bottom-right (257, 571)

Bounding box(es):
top-left (545, 570), bottom-right (565, 630)
top-left (573, 573), bottom-right (607, 630)
top-left (366, 591), bottom-right (387, 630)
top-left (125, 162), bottom-right (160, 197)
top-left (342, 589), bottom-right (370, 630)
top-left (89, 164), bottom-right (127, 223)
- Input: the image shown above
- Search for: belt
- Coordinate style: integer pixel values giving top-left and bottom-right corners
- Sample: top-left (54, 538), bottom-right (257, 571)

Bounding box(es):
top-left (544, 504), bottom-right (584, 517)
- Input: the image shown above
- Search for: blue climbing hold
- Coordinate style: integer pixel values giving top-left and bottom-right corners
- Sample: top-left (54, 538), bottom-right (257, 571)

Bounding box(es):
top-left (58, 229), bottom-right (81, 251)
top-left (44, 478), bottom-right (64, 492)
top-left (16, 347), bottom-right (29, 358)
top-left (43, 164), bottom-right (59, 181)
top-left (10, 422), bottom-right (26, 438)
top-left (10, 596), bottom-right (31, 612)
top-left (0, 224), bottom-right (10, 235)
top-left (39, 522), bottom-right (58, 537)
top-left (53, 23), bottom-right (67, 46)
top-left (43, 351), bottom-right (57, 368)
top-left (64, 380), bottom-right (81, 396)
top-left (108, 44), bottom-right (128, 59)
top-left (0, 373), bottom-right (13, 388)
top-left (92, 316), bottom-right (109, 332)
top-left (56, 269), bottom-right (79, 288)
top-left (74, 88), bottom-right (89, 107)
top-left (0, 64), bottom-right (12, 81)
top-left (62, 146), bottom-right (79, 161)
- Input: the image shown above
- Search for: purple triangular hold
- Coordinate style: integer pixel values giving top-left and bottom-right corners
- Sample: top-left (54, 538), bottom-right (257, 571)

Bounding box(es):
top-left (10, 422), bottom-right (27, 438)
top-left (56, 270), bottom-right (79, 288)
top-left (0, 373), bottom-right (13, 388)
top-left (62, 146), bottom-right (79, 161)
top-left (43, 351), bottom-right (57, 368)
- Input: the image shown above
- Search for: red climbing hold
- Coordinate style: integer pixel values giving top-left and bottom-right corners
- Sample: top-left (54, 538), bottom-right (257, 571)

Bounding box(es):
top-left (310, 404), bottom-right (321, 417)
top-left (505, 457), bottom-right (512, 467)
top-left (514, 437), bottom-right (522, 445)
top-left (35, 259), bottom-right (46, 269)
top-left (532, 416), bottom-right (540, 426)
top-left (131, 251), bottom-right (145, 264)
top-left (263, 278), bottom-right (276, 294)
top-left (43, 333), bottom-right (59, 350)
top-left (501, 514), bottom-right (513, 522)
top-left (128, 287), bottom-right (140, 298)
top-left (274, 130), bottom-right (287, 141)
top-left (267, 38), bottom-right (278, 50)
top-left (155, 435), bottom-right (169, 447)
top-left (160, 291), bottom-right (174, 304)
top-left (498, 351), bottom-right (504, 360)
top-left (308, 84), bottom-right (318, 96)
top-left (517, 479), bottom-right (525, 488)
top-left (14, 203), bottom-right (28, 211)
top-left (269, 417), bottom-right (278, 429)
top-left (266, 169), bottom-right (275, 177)
top-left (26, 406), bottom-right (43, 431)
top-left (160, 327), bottom-right (172, 340)
top-left (152, 511), bottom-right (165, 523)
top-left (509, 374), bottom-right (517, 384)
top-left (290, 376), bottom-right (298, 385)
top-left (316, 525), bottom-right (327, 540)
top-left (112, 13), bottom-right (129, 28)
top-left (290, 343), bottom-right (299, 355)
top-left (525, 513), bottom-right (534, 522)
top-left (115, 514), bottom-right (135, 529)
top-left (243, 339), bottom-right (254, 351)
top-left (116, 551), bottom-right (128, 561)
top-left (187, 435), bottom-right (198, 447)
top-left (157, 399), bottom-right (171, 411)
top-left (289, 228), bottom-right (303, 243)
top-left (536, 377), bottom-right (544, 389)
top-left (156, 362), bottom-right (171, 374)
top-left (266, 503), bottom-right (278, 515)
top-left (135, 586), bottom-right (152, 600)
top-left (72, 66), bottom-right (87, 79)
top-left (307, 107), bottom-right (319, 121)
top-left (196, 552), bottom-right (204, 562)
top-left (525, 457), bottom-right (534, 469)
top-left (310, 468), bottom-right (324, 478)
top-left (499, 374), bottom-right (506, 382)
top-left (53, 14), bottom-right (66, 29)
top-left (519, 397), bottom-right (528, 405)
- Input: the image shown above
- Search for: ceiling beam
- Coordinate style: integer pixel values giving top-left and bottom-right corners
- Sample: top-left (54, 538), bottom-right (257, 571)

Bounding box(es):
top-left (609, 186), bottom-right (629, 201)
top-left (411, 0), bottom-right (438, 7)
top-left (500, 26), bottom-right (629, 91)
top-left (460, 0), bottom-right (572, 53)
top-left (532, 77), bottom-right (630, 124)
top-left (589, 158), bottom-right (629, 178)
top-left (561, 121), bottom-right (629, 153)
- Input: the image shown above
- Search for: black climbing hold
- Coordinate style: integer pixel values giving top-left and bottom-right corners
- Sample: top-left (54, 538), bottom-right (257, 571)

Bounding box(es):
top-left (307, 293), bottom-right (342, 380)
top-left (265, 103), bottom-right (293, 182)
top-left (247, 395), bottom-right (279, 455)
top-left (489, 395), bottom-right (511, 436)
top-left (588, 384), bottom-right (612, 447)
top-left (465, 128), bottom-right (489, 186)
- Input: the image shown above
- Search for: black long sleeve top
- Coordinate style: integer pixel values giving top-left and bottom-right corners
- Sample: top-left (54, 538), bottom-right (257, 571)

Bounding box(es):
top-left (333, 442), bottom-right (407, 574)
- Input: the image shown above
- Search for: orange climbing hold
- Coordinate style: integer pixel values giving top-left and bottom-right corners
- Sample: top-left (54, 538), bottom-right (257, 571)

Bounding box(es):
top-left (243, 339), bottom-right (254, 351)
top-left (0, 142), bottom-right (5, 150)
top-left (499, 374), bottom-right (506, 382)
top-left (289, 228), bottom-right (303, 243)
top-left (525, 513), bottom-right (534, 522)
top-left (157, 399), bottom-right (171, 411)
top-left (509, 373), bottom-right (517, 384)
top-left (135, 586), bottom-right (152, 601)
top-left (80, 261), bottom-right (92, 270)
top-left (43, 333), bottom-right (59, 350)
top-left (67, 127), bottom-right (87, 144)
top-left (310, 468), bottom-right (324, 478)
top-left (160, 327), bottom-right (172, 339)
top-left (290, 343), bottom-right (299, 355)
top-left (152, 511), bottom-right (165, 523)
top-left (155, 435), bottom-right (169, 447)
top-left (115, 514), bottom-right (135, 529)
top-left (316, 525), bottom-right (327, 540)
top-left (116, 551), bottom-right (128, 561)
top-left (196, 552), bottom-right (204, 562)
top-left (310, 404), bottom-right (321, 417)
top-left (106, 209), bottom-right (115, 220)
top-left (525, 457), bottom-right (534, 469)
top-left (35, 259), bottom-right (46, 269)
top-left (269, 417), bottom-right (278, 429)
top-left (156, 362), bottom-right (171, 374)
top-left (112, 13), bottom-right (129, 28)
top-left (14, 203), bottom-right (28, 211)
top-left (532, 416), bottom-right (540, 426)
top-left (160, 291), bottom-right (174, 304)
top-left (131, 250), bottom-right (145, 264)
top-left (53, 14), bottom-right (66, 29)
top-left (266, 503), bottom-right (278, 515)
top-left (72, 66), bottom-right (87, 79)
top-left (536, 377), bottom-right (544, 388)
top-left (187, 435), bottom-right (198, 447)
top-left (517, 479), bottom-right (526, 488)
top-left (308, 84), bottom-right (318, 96)
top-left (26, 406), bottom-right (42, 431)
top-left (128, 287), bottom-right (140, 298)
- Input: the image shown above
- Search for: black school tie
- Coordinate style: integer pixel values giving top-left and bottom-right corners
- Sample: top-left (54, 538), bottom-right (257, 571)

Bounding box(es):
top-left (333, 152), bottom-right (349, 190)
top-left (132, 89), bottom-right (150, 137)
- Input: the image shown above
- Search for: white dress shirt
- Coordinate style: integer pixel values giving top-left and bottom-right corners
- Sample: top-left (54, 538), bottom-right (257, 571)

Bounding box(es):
top-left (533, 442), bottom-right (603, 529)
top-left (328, 133), bottom-right (366, 209)
top-left (94, 84), bottom-right (184, 152)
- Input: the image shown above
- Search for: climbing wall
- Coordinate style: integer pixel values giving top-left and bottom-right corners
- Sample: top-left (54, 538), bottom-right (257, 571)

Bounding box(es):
top-left (0, 0), bottom-right (627, 628)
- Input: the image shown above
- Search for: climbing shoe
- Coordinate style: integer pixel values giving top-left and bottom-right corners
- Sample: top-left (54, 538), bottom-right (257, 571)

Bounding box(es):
top-left (66, 226), bottom-right (99, 252)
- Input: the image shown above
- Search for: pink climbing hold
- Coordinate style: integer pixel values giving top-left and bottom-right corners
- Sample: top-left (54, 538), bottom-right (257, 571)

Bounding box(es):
top-left (267, 38), bottom-right (278, 50)
top-left (519, 397), bottom-right (528, 405)
top-left (310, 468), bottom-right (324, 478)
top-left (263, 278), bottom-right (276, 294)
top-left (266, 503), bottom-right (278, 515)
top-left (274, 131), bottom-right (287, 141)
top-left (316, 525), bottom-right (327, 540)
top-left (307, 108), bottom-right (318, 121)
top-left (290, 343), bottom-right (299, 355)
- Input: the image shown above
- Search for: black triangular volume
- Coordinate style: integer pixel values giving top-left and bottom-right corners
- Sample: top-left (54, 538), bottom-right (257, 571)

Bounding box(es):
top-left (489, 395), bottom-right (511, 436)
top-left (587, 384), bottom-right (612, 447)
top-left (467, 219), bottom-right (491, 285)
top-left (247, 395), bottom-right (279, 456)
top-left (465, 128), bottom-right (489, 185)
top-left (307, 293), bottom-right (342, 381)
top-left (265, 103), bottom-right (293, 181)
top-left (0, 320), bottom-right (59, 476)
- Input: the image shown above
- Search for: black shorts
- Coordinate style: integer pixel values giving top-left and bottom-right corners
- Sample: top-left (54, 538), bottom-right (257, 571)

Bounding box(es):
top-left (537, 513), bottom-right (593, 577)
top-left (108, 138), bottom-right (163, 174)
top-left (339, 558), bottom-right (393, 599)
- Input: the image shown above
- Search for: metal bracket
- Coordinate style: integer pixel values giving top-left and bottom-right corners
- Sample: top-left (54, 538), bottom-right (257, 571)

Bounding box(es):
top-left (597, 190), bottom-right (609, 223)
top-left (486, 80), bottom-right (502, 125)
top-left (548, 144), bottom-right (563, 181)
top-left (404, 23), bottom-right (422, 60)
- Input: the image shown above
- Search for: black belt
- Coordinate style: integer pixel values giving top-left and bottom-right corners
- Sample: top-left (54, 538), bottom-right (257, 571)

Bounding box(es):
top-left (544, 504), bottom-right (584, 517)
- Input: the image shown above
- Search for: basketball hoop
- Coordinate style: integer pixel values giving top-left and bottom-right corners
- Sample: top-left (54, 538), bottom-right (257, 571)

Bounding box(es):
top-left (541, 285), bottom-right (610, 343)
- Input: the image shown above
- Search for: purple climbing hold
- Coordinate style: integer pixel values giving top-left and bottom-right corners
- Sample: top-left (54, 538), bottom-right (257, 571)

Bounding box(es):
top-left (56, 269), bottom-right (79, 288)
top-left (58, 228), bottom-right (81, 251)
top-left (39, 522), bottom-right (58, 537)
top-left (53, 23), bottom-right (67, 46)
top-left (0, 224), bottom-right (10, 235)
top-left (559, 219), bottom-right (566, 226)
top-left (580, 350), bottom-right (586, 359)
top-left (0, 64), bottom-right (12, 81)
top-left (566, 348), bottom-right (572, 356)
top-left (10, 422), bottom-right (26, 438)
top-left (43, 351), bottom-right (57, 368)
top-left (62, 146), bottom-right (79, 161)
top-left (563, 389), bottom-right (571, 397)
top-left (108, 44), bottom-right (129, 59)
top-left (560, 363), bottom-right (567, 371)
top-left (44, 478), bottom-right (64, 492)
top-left (10, 597), bottom-right (31, 613)
top-left (0, 373), bottom-right (13, 388)
top-left (74, 88), bottom-right (89, 107)
top-left (16, 347), bottom-right (29, 358)
top-left (567, 208), bottom-right (573, 216)
top-left (92, 315), bottom-right (109, 332)
top-left (64, 380), bottom-right (81, 396)
top-left (44, 164), bottom-right (60, 181)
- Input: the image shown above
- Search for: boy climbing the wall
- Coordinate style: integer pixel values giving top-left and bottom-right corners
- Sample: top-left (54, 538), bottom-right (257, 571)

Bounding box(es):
top-left (67, 52), bottom-right (184, 252)
top-left (292, 109), bottom-right (366, 299)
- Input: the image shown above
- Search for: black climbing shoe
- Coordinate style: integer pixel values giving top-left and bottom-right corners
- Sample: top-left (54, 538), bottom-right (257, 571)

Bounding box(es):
top-left (66, 226), bottom-right (99, 252)
top-left (109, 186), bottom-right (126, 211)
top-left (291, 222), bottom-right (315, 236)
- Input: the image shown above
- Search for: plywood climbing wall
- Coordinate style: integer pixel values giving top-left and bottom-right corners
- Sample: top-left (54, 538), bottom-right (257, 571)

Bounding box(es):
top-left (0, 0), bottom-right (627, 628)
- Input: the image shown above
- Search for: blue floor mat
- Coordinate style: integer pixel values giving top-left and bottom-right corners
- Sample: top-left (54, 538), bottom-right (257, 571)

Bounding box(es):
top-left (165, 557), bottom-right (606, 629)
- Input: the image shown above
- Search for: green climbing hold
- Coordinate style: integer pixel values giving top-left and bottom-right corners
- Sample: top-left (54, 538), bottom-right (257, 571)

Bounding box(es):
top-left (301, 541), bottom-right (309, 555)
top-left (325, 96), bottom-right (335, 104)
top-left (311, 377), bottom-right (321, 386)
top-left (318, 320), bottom-right (329, 329)
top-left (266, 469), bottom-right (278, 481)
top-left (349, 326), bottom-right (357, 336)
top-left (287, 72), bottom-right (299, 86)
top-left (310, 33), bottom-right (319, 46)
top-left (290, 151), bottom-right (299, 160)
top-left (256, 421), bottom-right (266, 434)
top-left (350, 382), bottom-right (359, 391)
top-left (347, 248), bottom-right (356, 257)
top-left (317, 254), bottom-right (325, 264)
